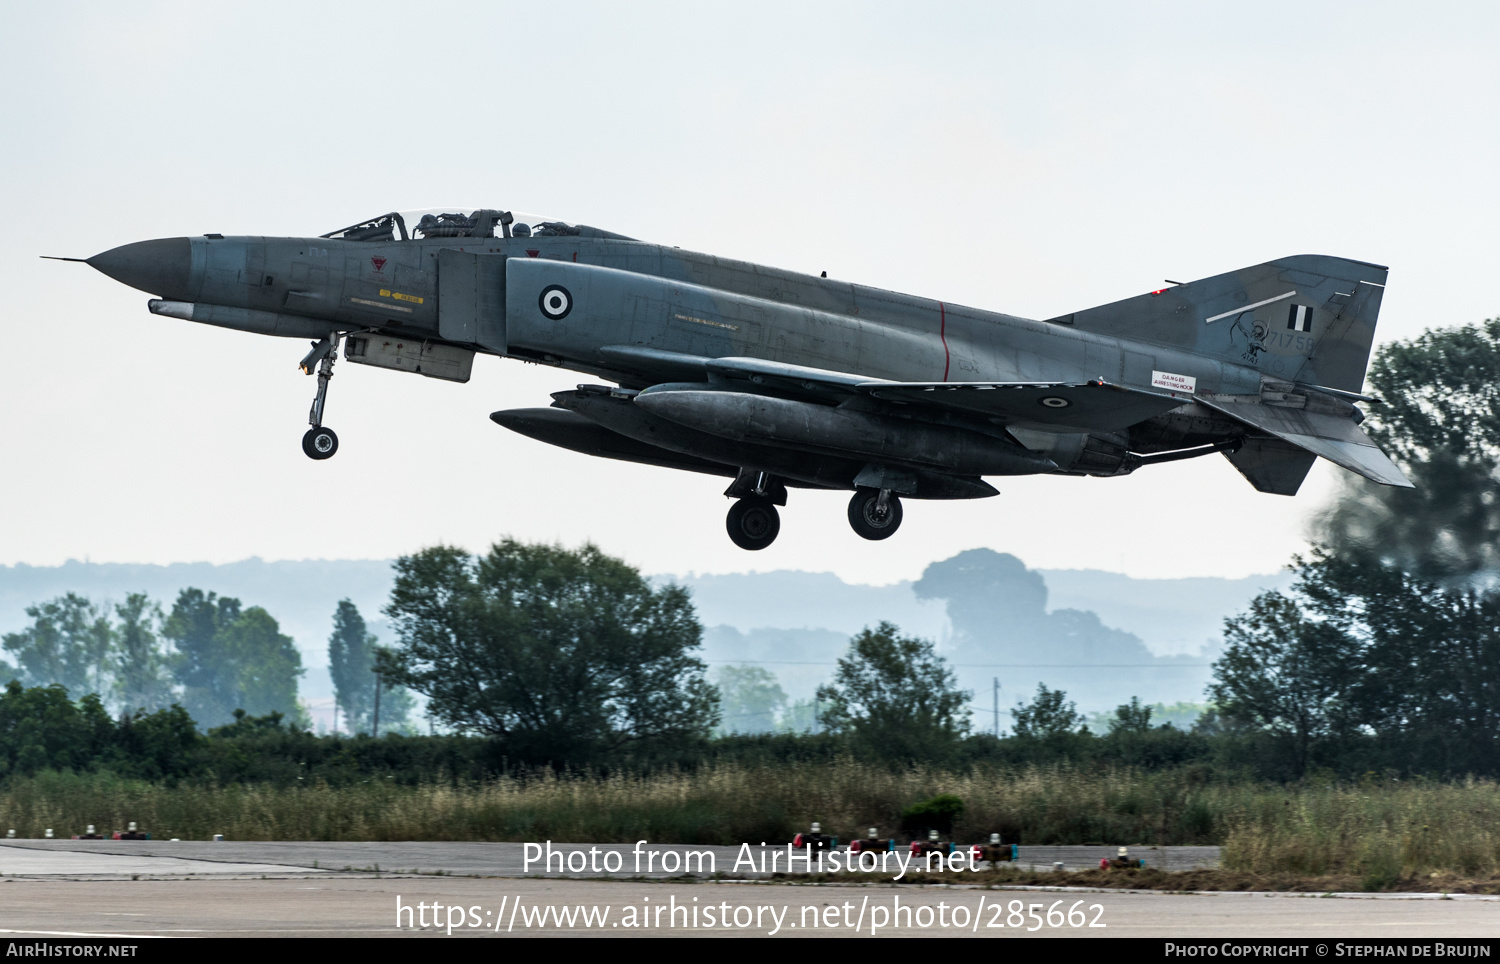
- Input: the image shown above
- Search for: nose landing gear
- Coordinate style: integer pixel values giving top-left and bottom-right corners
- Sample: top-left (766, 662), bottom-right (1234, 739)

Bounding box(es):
top-left (302, 425), bottom-right (338, 459)
top-left (299, 334), bottom-right (340, 460)
top-left (848, 487), bottom-right (903, 540)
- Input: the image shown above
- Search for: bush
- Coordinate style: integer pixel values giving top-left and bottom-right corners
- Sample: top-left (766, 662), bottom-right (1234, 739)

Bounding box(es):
top-left (900, 793), bottom-right (965, 838)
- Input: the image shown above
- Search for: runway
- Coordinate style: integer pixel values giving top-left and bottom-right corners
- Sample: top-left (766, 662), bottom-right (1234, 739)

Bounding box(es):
top-left (2, 841), bottom-right (1496, 938)
top-left (0, 839), bottom-right (1219, 878)
top-left (1, 876), bottom-right (1497, 938)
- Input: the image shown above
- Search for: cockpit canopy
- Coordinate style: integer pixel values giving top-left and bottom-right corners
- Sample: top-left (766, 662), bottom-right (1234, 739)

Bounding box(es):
top-left (321, 209), bottom-right (634, 243)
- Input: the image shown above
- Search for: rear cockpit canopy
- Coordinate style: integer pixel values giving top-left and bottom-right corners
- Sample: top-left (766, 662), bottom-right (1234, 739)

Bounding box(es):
top-left (321, 209), bottom-right (634, 243)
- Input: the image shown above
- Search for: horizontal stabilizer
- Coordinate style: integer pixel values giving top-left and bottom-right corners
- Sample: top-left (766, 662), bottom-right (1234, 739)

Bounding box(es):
top-left (1200, 397), bottom-right (1412, 488)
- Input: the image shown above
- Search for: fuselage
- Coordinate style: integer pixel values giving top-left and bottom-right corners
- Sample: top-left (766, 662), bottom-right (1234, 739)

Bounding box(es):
top-left (108, 231), bottom-right (1264, 394)
top-left (90, 224), bottom-right (1264, 477)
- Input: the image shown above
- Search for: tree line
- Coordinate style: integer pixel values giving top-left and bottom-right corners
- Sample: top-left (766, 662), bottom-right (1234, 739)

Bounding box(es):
top-left (1, 589), bottom-right (411, 734)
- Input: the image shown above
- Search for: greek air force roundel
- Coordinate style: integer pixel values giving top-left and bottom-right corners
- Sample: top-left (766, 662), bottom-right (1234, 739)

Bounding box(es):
top-left (539, 285), bottom-right (573, 320)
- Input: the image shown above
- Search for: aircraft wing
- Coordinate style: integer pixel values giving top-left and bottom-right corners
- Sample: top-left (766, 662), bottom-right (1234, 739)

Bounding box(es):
top-left (598, 346), bottom-right (1188, 431)
top-left (1198, 397), bottom-right (1413, 488)
top-left (858, 380), bottom-right (1187, 431)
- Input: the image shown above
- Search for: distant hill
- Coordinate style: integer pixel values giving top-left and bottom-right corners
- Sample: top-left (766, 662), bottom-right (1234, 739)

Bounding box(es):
top-left (0, 555), bottom-right (1292, 718)
top-left (1038, 567), bottom-right (1294, 658)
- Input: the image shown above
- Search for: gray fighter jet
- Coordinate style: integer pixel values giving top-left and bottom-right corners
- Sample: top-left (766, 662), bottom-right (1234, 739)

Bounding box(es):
top-left (64, 207), bottom-right (1410, 550)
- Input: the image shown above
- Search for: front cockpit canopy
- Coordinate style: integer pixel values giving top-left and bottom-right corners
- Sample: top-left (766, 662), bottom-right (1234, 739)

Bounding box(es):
top-left (321, 209), bottom-right (634, 243)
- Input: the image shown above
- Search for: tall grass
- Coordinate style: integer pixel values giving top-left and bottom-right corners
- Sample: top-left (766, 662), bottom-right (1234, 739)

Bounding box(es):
top-left (3, 765), bottom-right (1496, 880)
top-left (1219, 776), bottom-right (1500, 884)
top-left (0, 763), bottom-right (1224, 845)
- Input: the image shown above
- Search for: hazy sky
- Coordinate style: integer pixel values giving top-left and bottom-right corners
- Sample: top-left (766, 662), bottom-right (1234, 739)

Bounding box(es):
top-left (3, 2), bottom-right (1496, 583)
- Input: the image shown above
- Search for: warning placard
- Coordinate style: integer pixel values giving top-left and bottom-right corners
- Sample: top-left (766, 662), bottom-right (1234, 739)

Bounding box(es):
top-left (1151, 370), bottom-right (1197, 393)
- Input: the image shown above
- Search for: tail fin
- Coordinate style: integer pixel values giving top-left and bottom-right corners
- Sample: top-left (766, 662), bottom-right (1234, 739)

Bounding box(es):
top-left (1059, 255), bottom-right (1388, 393)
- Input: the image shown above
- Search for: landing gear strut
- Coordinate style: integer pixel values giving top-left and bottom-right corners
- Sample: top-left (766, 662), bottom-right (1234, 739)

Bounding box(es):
top-left (848, 487), bottom-right (903, 540)
top-left (299, 334), bottom-right (340, 460)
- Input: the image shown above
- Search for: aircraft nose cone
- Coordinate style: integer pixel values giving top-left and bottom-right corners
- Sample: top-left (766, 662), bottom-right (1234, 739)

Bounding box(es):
top-left (87, 238), bottom-right (192, 298)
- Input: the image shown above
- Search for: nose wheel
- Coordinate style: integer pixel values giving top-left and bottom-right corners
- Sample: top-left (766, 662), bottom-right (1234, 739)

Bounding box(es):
top-left (726, 497), bottom-right (780, 551)
top-left (302, 426), bottom-right (339, 460)
top-left (299, 334), bottom-right (341, 460)
top-left (848, 487), bottom-right (903, 540)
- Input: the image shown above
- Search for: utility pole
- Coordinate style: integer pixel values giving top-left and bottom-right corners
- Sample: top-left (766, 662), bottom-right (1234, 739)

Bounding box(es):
top-left (993, 677), bottom-right (1000, 738)
top-left (372, 670), bottom-right (381, 738)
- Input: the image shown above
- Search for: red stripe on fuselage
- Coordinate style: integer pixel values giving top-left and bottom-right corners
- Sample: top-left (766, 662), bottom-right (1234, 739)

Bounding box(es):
top-left (939, 301), bottom-right (950, 381)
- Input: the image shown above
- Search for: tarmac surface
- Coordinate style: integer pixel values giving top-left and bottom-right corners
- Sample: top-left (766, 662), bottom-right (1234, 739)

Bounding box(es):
top-left (1, 877), bottom-right (1498, 938)
top-left (2, 841), bottom-right (1496, 938)
top-left (0, 839), bottom-right (1218, 877)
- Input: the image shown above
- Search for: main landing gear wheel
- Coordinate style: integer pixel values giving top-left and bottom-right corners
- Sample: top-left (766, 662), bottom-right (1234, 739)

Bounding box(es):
top-left (302, 426), bottom-right (338, 460)
top-left (726, 497), bottom-right (780, 551)
top-left (848, 487), bottom-right (903, 540)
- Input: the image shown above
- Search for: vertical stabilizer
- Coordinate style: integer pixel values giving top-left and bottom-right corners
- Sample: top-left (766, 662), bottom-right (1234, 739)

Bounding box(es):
top-left (1062, 255), bottom-right (1388, 393)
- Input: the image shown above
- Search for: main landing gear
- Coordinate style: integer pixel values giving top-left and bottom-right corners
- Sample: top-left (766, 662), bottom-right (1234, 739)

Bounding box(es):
top-left (722, 473), bottom-right (907, 549)
top-left (299, 334), bottom-right (340, 460)
top-left (847, 486), bottom-right (903, 540)
top-left (726, 497), bottom-right (780, 551)
top-left (724, 470), bottom-right (786, 551)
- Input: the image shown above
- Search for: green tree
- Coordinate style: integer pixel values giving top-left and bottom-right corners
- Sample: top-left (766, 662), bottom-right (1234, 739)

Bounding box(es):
top-left (777, 697), bottom-right (825, 734)
top-left (0, 681), bottom-right (109, 776)
top-left (815, 622), bottom-right (970, 759)
top-left (1231, 549), bottom-right (1500, 774)
top-left (111, 703), bottom-right (200, 780)
top-left (164, 589), bottom-right (241, 725)
top-left (112, 593), bottom-right (175, 713)
top-left (328, 599), bottom-right (375, 733)
top-left (217, 607), bottom-right (306, 724)
top-left (0, 681), bottom-right (201, 779)
top-left (379, 540), bottom-right (718, 760)
top-left (1290, 551), bottom-right (1425, 739)
top-left (1010, 684), bottom-right (1084, 738)
top-left (1318, 319), bottom-right (1500, 583)
top-left (370, 674), bottom-right (416, 735)
top-left (328, 600), bottom-right (413, 735)
top-left (2, 594), bottom-right (113, 698)
top-left (164, 589), bottom-right (305, 728)
top-left (715, 664), bottom-right (787, 735)
top-left (1108, 696), bottom-right (1153, 735)
top-left (1210, 566), bottom-right (1368, 778)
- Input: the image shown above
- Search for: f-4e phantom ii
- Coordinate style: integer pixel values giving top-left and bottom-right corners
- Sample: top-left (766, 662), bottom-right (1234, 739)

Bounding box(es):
top-left (67, 207), bottom-right (1412, 550)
